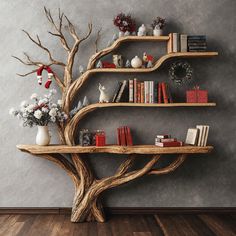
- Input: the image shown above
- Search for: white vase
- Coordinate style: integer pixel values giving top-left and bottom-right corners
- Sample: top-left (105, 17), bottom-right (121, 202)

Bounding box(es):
top-left (119, 31), bottom-right (124, 37)
top-left (153, 28), bottom-right (163, 36)
top-left (131, 56), bottom-right (143, 68)
top-left (36, 126), bottom-right (50, 146)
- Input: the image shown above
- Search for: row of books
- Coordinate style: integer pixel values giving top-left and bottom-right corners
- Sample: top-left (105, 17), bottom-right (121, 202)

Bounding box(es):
top-left (117, 126), bottom-right (133, 146)
top-left (155, 134), bottom-right (183, 147)
top-left (168, 33), bottom-right (207, 53)
top-left (185, 125), bottom-right (209, 147)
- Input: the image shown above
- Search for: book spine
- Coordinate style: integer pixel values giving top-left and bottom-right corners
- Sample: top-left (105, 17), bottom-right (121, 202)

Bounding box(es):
top-left (188, 35), bottom-right (206, 40)
top-left (112, 82), bottom-right (122, 102)
top-left (203, 126), bottom-right (209, 146)
top-left (129, 79), bottom-right (134, 103)
top-left (121, 127), bottom-right (126, 146)
top-left (126, 126), bottom-right (133, 146)
top-left (137, 81), bottom-right (141, 103)
top-left (155, 141), bottom-right (183, 147)
top-left (144, 81), bottom-right (149, 103)
top-left (180, 34), bottom-right (188, 52)
top-left (162, 83), bottom-right (168, 104)
top-left (149, 81), bottom-right (153, 104)
top-left (166, 84), bottom-right (173, 103)
top-left (116, 80), bottom-right (127, 102)
top-left (117, 128), bottom-right (121, 145)
top-left (167, 33), bottom-right (173, 53)
top-left (158, 82), bottom-right (162, 103)
top-left (173, 33), bottom-right (179, 52)
top-left (141, 82), bottom-right (144, 103)
top-left (134, 78), bottom-right (137, 103)
top-left (156, 134), bottom-right (170, 139)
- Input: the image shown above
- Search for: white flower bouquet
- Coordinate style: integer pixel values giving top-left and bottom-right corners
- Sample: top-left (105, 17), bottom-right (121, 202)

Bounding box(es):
top-left (9, 89), bottom-right (68, 127)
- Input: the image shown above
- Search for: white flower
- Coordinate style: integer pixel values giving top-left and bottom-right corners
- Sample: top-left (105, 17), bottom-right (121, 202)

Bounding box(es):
top-left (42, 107), bottom-right (49, 113)
top-left (57, 100), bottom-right (63, 106)
top-left (50, 89), bottom-right (57, 95)
top-left (51, 116), bottom-right (56, 122)
top-left (16, 114), bottom-right (22, 119)
top-left (51, 103), bottom-right (57, 108)
top-left (26, 104), bottom-right (35, 113)
top-left (38, 99), bottom-right (44, 105)
top-left (49, 108), bottom-right (57, 117)
top-left (22, 111), bottom-right (28, 118)
top-left (9, 108), bottom-right (16, 115)
top-left (34, 110), bottom-right (42, 119)
top-left (30, 93), bottom-right (38, 100)
top-left (20, 101), bottom-right (28, 107)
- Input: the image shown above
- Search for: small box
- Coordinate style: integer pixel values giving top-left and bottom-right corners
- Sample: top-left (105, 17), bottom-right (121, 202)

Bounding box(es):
top-left (186, 86), bottom-right (208, 103)
top-left (95, 131), bottom-right (106, 146)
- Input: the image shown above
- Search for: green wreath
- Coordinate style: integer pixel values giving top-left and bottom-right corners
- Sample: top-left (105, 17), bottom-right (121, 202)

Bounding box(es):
top-left (169, 61), bottom-right (193, 85)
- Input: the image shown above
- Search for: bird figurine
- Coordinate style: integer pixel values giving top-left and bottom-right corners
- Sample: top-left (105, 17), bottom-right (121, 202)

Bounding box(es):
top-left (143, 52), bottom-right (154, 68)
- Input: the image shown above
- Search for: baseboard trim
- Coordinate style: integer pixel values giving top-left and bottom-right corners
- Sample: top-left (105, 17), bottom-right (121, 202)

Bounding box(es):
top-left (0, 207), bottom-right (235, 215)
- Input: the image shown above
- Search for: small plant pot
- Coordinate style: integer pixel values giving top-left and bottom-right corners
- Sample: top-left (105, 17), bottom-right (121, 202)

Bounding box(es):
top-left (153, 28), bottom-right (163, 36)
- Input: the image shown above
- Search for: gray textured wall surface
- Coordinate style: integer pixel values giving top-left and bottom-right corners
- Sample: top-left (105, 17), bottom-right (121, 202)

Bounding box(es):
top-left (0, 0), bottom-right (235, 207)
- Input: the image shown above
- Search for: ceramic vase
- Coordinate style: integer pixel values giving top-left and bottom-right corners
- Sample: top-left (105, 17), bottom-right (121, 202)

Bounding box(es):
top-left (119, 31), bottom-right (124, 37)
top-left (36, 126), bottom-right (50, 146)
top-left (153, 26), bottom-right (163, 36)
top-left (131, 56), bottom-right (143, 68)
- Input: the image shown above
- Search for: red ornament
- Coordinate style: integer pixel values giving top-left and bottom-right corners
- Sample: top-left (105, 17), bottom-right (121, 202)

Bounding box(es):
top-left (102, 62), bottom-right (116, 68)
top-left (95, 131), bottom-right (106, 146)
top-left (37, 66), bottom-right (54, 89)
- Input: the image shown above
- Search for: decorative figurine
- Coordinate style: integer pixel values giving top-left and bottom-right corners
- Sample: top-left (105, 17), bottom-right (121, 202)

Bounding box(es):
top-left (113, 55), bottom-right (123, 68)
top-left (143, 52), bottom-right (154, 68)
top-left (137, 24), bottom-right (146, 36)
top-left (79, 65), bottom-right (84, 74)
top-left (99, 83), bottom-right (109, 103)
top-left (96, 60), bottom-right (103, 68)
top-left (147, 60), bottom-right (153, 68)
top-left (125, 59), bottom-right (131, 68)
top-left (131, 56), bottom-right (143, 68)
top-left (82, 96), bottom-right (89, 107)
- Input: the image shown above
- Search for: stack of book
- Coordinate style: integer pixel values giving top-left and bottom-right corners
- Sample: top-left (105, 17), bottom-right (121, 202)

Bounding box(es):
top-left (155, 134), bottom-right (183, 147)
top-left (117, 126), bottom-right (133, 146)
top-left (129, 79), bottom-right (173, 104)
top-left (188, 35), bottom-right (207, 52)
top-left (168, 33), bottom-right (207, 53)
top-left (185, 125), bottom-right (210, 146)
top-left (112, 80), bottom-right (128, 102)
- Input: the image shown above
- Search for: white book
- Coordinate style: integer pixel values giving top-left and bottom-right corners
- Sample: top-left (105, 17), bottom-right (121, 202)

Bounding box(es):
top-left (173, 33), bottom-right (179, 52)
top-left (196, 125), bottom-right (204, 147)
top-left (149, 81), bottom-right (154, 103)
top-left (203, 126), bottom-right (210, 146)
top-left (185, 128), bottom-right (199, 145)
top-left (144, 81), bottom-right (149, 103)
top-left (180, 34), bottom-right (188, 52)
top-left (129, 79), bottom-right (133, 102)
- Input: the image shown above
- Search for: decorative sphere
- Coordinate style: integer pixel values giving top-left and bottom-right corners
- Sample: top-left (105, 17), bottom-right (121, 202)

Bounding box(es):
top-left (131, 56), bottom-right (142, 68)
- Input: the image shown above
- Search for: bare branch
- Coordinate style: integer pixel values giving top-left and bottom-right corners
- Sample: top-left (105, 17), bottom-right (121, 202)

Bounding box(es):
top-left (22, 29), bottom-right (66, 67)
top-left (64, 15), bottom-right (79, 41)
top-left (44, 6), bottom-right (70, 52)
top-left (94, 28), bottom-right (102, 53)
top-left (17, 69), bottom-right (38, 77)
top-left (115, 154), bottom-right (136, 176)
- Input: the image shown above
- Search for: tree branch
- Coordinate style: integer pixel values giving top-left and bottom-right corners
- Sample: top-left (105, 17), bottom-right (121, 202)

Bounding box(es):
top-left (115, 154), bottom-right (136, 176)
top-left (149, 154), bottom-right (187, 175)
top-left (44, 7), bottom-right (71, 52)
top-left (22, 29), bottom-right (66, 67)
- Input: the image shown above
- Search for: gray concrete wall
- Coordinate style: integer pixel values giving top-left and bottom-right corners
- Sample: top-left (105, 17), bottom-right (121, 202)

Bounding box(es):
top-left (0, 0), bottom-right (235, 207)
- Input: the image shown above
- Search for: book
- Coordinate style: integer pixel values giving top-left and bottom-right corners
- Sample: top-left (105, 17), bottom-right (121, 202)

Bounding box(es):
top-left (137, 81), bottom-right (141, 103)
top-left (129, 79), bottom-right (134, 102)
top-left (120, 127), bottom-right (126, 145)
top-left (112, 81), bottom-right (123, 102)
top-left (144, 81), bottom-right (149, 103)
top-left (158, 82), bottom-right (162, 103)
top-left (180, 34), bottom-right (188, 52)
top-left (173, 33), bottom-right (180, 52)
top-left (149, 81), bottom-right (154, 103)
top-left (141, 82), bottom-right (144, 103)
top-left (162, 83), bottom-right (168, 104)
top-left (115, 80), bottom-right (127, 102)
top-left (155, 138), bottom-right (177, 142)
top-left (117, 128), bottom-right (121, 145)
top-left (155, 141), bottom-right (183, 147)
top-left (203, 126), bottom-right (210, 146)
top-left (134, 78), bottom-right (137, 103)
top-left (200, 126), bottom-right (207, 146)
top-left (185, 128), bottom-right (199, 145)
top-left (126, 126), bottom-right (133, 146)
top-left (188, 35), bottom-right (206, 40)
top-left (166, 84), bottom-right (173, 103)
top-left (167, 33), bottom-right (173, 53)
top-left (156, 134), bottom-right (170, 139)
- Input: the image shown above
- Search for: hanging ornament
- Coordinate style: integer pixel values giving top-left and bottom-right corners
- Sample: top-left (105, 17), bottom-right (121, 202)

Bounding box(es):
top-left (36, 65), bottom-right (54, 89)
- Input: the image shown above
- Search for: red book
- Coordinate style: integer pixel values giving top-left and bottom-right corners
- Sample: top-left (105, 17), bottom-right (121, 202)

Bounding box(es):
top-left (155, 141), bottom-right (183, 147)
top-left (137, 81), bottom-right (141, 103)
top-left (141, 82), bottom-right (144, 103)
top-left (155, 138), bottom-right (177, 142)
top-left (117, 128), bottom-right (121, 145)
top-left (158, 82), bottom-right (162, 103)
top-left (134, 79), bottom-right (137, 103)
top-left (126, 126), bottom-right (133, 146)
top-left (121, 127), bottom-right (126, 146)
top-left (162, 83), bottom-right (168, 104)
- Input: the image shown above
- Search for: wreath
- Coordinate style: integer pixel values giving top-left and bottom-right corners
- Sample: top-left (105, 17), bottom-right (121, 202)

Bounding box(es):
top-left (169, 61), bottom-right (193, 85)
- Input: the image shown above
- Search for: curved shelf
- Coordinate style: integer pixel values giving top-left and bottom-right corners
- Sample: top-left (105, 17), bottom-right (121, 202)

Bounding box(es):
top-left (17, 144), bottom-right (213, 155)
top-left (87, 35), bottom-right (170, 70)
top-left (64, 102), bottom-right (216, 145)
top-left (65, 52), bottom-right (218, 112)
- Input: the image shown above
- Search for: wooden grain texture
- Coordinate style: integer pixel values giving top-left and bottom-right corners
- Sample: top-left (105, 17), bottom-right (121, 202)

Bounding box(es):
top-left (0, 214), bottom-right (235, 236)
top-left (17, 144), bottom-right (213, 155)
top-left (64, 102), bottom-right (216, 145)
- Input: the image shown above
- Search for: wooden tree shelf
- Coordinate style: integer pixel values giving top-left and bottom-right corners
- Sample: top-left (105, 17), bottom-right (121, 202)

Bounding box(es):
top-left (17, 144), bottom-right (213, 155)
top-left (15, 9), bottom-right (218, 223)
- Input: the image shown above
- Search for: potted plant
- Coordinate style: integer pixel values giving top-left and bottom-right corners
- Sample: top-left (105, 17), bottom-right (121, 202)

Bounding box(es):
top-left (113, 13), bottom-right (136, 37)
top-left (9, 89), bottom-right (68, 145)
top-left (152, 17), bottom-right (166, 36)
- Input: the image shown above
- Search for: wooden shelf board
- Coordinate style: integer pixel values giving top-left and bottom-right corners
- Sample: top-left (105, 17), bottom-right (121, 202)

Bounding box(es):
top-left (17, 144), bottom-right (213, 155)
top-left (90, 52), bottom-right (218, 73)
top-left (114, 35), bottom-right (170, 41)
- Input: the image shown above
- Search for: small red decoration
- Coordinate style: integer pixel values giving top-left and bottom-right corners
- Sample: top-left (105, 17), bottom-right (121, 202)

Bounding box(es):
top-left (186, 86), bottom-right (208, 103)
top-left (102, 62), bottom-right (116, 68)
top-left (95, 131), bottom-right (106, 146)
top-left (37, 65), bottom-right (54, 89)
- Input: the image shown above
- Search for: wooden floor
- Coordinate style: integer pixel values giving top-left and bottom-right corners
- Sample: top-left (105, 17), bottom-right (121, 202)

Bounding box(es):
top-left (0, 214), bottom-right (235, 236)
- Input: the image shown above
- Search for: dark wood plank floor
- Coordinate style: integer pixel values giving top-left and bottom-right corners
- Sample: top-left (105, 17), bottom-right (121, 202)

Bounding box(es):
top-left (0, 214), bottom-right (235, 236)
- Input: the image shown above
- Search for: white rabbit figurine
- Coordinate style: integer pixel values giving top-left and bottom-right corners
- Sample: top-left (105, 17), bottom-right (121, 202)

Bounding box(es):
top-left (99, 83), bottom-right (109, 103)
